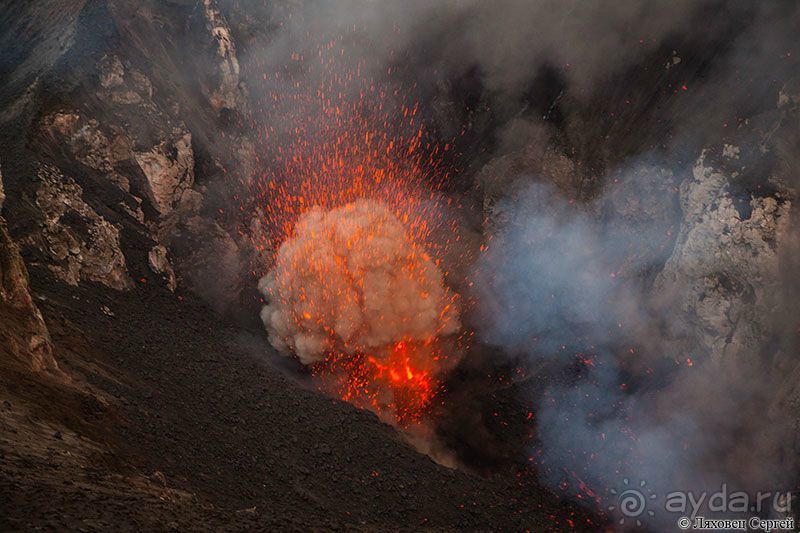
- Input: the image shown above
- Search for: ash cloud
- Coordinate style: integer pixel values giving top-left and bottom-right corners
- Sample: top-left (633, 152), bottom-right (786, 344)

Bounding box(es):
top-left (246, 0), bottom-right (695, 93)
top-left (259, 199), bottom-right (460, 365)
top-left (239, 1), bottom-right (797, 146)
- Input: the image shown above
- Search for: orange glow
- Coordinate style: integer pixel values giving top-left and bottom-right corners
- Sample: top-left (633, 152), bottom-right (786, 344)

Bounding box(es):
top-left (251, 38), bottom-right (456, 256)
top-left (251, 35), bottom-right (461, 424)
top-left (312, 341), bottom-right (443, 425)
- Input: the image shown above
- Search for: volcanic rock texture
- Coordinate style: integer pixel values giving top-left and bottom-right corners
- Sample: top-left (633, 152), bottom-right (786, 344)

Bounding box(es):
top-left (0, 170), bottom-right (58, 374)
top-left (0, 0), bottom-right (584, 529)
top-left (1, 0), bottom-right (799, 530)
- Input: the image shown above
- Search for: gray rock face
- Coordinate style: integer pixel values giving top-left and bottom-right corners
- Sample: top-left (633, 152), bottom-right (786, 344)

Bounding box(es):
top-left (654, 150), bottom-right (792, 361)
top-left (31, 165), bottom-right (133, 291)
top-left (133, 130), bottom-right (197, 216)
top-left (201, 0), bottom-right (247, 114)
top-left (148, 244), bottom-right (177, 292)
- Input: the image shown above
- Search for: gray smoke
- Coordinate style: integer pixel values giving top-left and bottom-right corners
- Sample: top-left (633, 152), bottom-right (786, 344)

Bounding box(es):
top-left (472, 162), bottom-right (795, 526)
top-left (232, 0), bottom-right (800, 527)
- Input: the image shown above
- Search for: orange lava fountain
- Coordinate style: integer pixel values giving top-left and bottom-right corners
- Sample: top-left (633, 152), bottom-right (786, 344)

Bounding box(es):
top-left (250, 34), bottom-right (463, 425)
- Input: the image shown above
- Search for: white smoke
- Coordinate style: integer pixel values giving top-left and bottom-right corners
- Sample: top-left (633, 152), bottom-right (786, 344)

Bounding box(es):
top-left (259, 199), bottom-right (460, 365)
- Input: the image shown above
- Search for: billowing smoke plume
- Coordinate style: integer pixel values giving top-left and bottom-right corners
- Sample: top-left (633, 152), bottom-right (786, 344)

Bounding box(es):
top-left (471, 154), bottom-right (797, 527)
top-left (259, 199), bottom-right (460, 365)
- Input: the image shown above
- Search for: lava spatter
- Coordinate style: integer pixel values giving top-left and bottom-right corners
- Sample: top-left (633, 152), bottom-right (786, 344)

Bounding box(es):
top-left (251, 37), bottom-right (463, 423)
top-left (259, 200), bottom-right (460, 424)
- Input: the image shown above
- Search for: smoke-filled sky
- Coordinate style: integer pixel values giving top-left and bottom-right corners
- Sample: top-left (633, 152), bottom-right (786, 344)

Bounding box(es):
top-left (241, 0), bottom-right (798, 153)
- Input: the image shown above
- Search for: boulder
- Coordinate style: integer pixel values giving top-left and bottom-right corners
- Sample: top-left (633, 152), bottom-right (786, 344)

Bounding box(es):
top-left (148, 244), bottom-right (177, 292)
top-left (133, 130), bottom-right (197, 215)
top-left (32, 165), bottom-right (134, 291)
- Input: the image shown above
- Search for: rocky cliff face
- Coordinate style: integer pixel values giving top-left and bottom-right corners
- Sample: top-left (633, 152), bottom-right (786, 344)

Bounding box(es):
top-left (0, 1), bottom-right (798, 528)
top-left (0, 0), bottom-right (252, 312)
top-left (655, 150), bottom-right (791, 362)
top-left (0, 0), bottom-right (265, 379)
top-left (651, 80), bottom-right (800, 367)
top-left (0, 170), bottom-right (59, 374)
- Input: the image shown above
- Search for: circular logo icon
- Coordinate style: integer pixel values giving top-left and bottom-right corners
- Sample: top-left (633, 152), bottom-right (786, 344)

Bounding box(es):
top-left (608, 478), bottom-right (657, 527)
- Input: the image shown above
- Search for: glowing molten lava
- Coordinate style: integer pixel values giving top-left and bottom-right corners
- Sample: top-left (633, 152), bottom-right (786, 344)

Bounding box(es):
top-left (251, 36), bottom-right (463, 424)
top-left (259, 200), bottom-right (459, 424)
top-left (314, 341), bottom-right (442, 425)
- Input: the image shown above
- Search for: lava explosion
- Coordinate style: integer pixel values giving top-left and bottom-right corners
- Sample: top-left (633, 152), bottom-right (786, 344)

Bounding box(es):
top-left (251, 35), bottom-right (465, 424)
top-left (260, 200), bottom-right (459, 363)
top-left (259, 200), bottom-right (460, 423)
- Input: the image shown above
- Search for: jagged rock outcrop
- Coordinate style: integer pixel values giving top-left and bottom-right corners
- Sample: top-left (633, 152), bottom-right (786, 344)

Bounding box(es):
top-left (42, 68), bottom-right (201, 224)
top-left (133, 130), bottom-right (199, 216)
top-left (654, 149), bottom-right (792, 361)
top-left (148, 244), bottom-right (177, 292)
top-left (97, 54), bottom-right (154, 106)
top-left (43, 111), bottom-right (138, 200)
top-left (0, 170), bottom-right (59, 373)
top-left (30, 165), bottom-right (133, 291)
top-left (201, 0), bottom-right (247, 115)
top-left (92, 54), bottom-right (202, 217)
